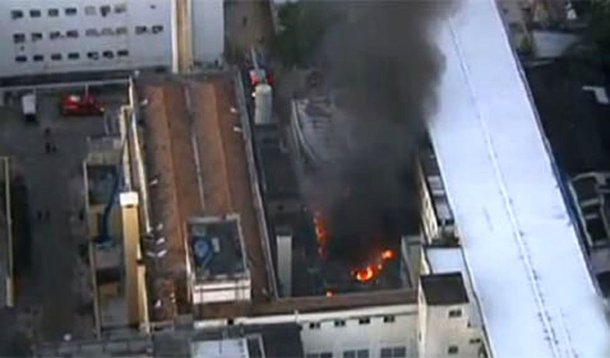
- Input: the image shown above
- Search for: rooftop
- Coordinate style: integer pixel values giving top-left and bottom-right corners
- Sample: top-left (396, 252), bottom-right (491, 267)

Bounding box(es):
top-left (188, 215), bottom-right (248, 281)
top-left (420, 273), bottom-right (468, 306)
top-left (429, 0), bottom-right (610, 355)
top-left (140, 72), bottom-right (272, 316)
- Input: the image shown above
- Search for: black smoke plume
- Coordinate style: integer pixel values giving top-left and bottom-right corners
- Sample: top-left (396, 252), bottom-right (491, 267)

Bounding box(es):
top-left (298, 0), bottom-right (456, 265)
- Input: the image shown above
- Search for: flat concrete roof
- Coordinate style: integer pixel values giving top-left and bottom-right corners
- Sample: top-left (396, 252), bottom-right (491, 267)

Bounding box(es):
top-left (140, 73), bottom-right (271, 318)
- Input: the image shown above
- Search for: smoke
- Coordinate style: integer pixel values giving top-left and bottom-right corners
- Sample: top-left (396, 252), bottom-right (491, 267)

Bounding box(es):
top-left (298, 0), bottom-right (456, 265)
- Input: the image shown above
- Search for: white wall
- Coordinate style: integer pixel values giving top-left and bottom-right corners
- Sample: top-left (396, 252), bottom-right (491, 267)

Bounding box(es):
top-left (0, 0), bottom-right (223, 78)
top-left (192, 277), bottom-right (251, 304)
top-left (191, 0), bottom-right (223, 66)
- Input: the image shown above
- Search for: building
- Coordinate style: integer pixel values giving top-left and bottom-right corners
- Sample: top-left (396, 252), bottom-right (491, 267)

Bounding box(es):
top-left (429, 0), bottom-right (610, 355)
top-left (0, 156), bottom-right (14, 308)
top-left (0, 0), bottom-right (224, 81)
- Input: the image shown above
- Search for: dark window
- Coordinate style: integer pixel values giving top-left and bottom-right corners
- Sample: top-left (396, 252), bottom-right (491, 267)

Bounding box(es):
top-left (114, 3), bottom-right (127, 13)
top-left (66, 30), bottom-right (78, 38)
top-left (320, 353), bottom-right (332, 358)
top-left (356, 350), bottom-right (369, 358)
top-left (85, 29), bottom-right (99, 37)
top-left (135, 26), bottom-right (147, 34)
top-left (49, 31), bottom-right (61, 40)
top-left (392, 347), bottom-right (406, 358)
top-left (100, 5), bottom-right (111, 17)
top-left (152, 25), bottom-right (164, 34)
top-left (65, 8), bottom-right (77, 16)
top-left (87, 51), bottom-right (99, 60)
top-left (358, 317), bottom-right (370, 325)
top-left (334, 320), bottom-right (346, 327)
top-left (33, 54), bottom-right (44, 62)
top-left (115, 26), bottom-right (128, 35)
top-left (469, 338), bottom-right (482, 344)
top-left (30, 9), bottom-right (42, 18)
top-left (67, 53), bottom-right (80, 60)
top-left (100, 28), bottom-right (114, 36)
top-left (11, 10), bottom-right (24, 19)
top-left (48, 8), bottom-right (59, 17)
top-left (84, 6), bottom-right (96, 15)
top-left (383, 315), bottom-right (396, 323)
top-left (31, 32), bottom-right (43, 41)
top-left (102, 50), bottom-right (114, 59)
top-left (308, 322), bottom-right (320, 329)
top-left (117, 49), bottom-right (129, 57)
top-left (13, 33), bottom-right (26, 44)
top-left (448, 346), bottom-right (459, 355)
top-left (343, 352), bottom-right (356, 358)
top-left (449, 309), bottom-right (462, 318)
top-left (15, 56), bottom-right (27, 63)
top-left (50, 53), bottom-right (62, 61)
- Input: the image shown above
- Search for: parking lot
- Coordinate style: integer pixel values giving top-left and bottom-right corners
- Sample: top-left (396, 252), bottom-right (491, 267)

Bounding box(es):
top-left (0, 86), bottom-right (126, 343)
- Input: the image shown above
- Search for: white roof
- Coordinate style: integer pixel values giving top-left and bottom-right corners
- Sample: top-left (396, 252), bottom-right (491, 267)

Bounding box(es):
top-left (429, 0), bottom-right (610, 356)
top-left (191, 338), bottom-right (250, 358)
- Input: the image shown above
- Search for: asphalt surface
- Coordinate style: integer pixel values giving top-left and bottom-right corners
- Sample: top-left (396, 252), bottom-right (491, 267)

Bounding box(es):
top-left (0, 89), bottom-right (125, 344)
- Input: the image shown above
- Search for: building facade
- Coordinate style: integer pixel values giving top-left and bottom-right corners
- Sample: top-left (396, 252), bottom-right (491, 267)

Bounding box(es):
top-left (0, 0), bottom-right (223, 79)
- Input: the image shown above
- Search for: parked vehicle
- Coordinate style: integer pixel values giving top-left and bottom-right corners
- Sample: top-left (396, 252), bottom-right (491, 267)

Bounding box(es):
top-left (61, 94), bottom-right (105, 116)
top-left (21, 92), bottom-right (37, 123)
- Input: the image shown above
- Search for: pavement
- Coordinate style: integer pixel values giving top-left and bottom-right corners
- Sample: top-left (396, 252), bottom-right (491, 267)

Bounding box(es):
top-left (0, 89), bottom-right (125, 343)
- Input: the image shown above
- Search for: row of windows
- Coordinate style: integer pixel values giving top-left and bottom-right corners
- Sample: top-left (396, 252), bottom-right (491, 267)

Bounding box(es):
top-left (15, 50), bottom-right (129, 63)
top-left (306, 346), bottom-right (407, 358)
top-left (12, 25), bottom-right (163, 44)
top-left (11, 4), bottom-right (127, 19)
top-left (308, 315), bottom-right (396, 330)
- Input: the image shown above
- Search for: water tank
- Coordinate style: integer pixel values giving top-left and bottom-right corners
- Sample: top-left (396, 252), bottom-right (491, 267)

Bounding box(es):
top-left (254, 84), bottom-right (273, 125)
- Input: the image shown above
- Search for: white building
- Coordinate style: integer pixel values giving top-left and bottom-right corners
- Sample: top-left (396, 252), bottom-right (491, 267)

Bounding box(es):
top-left (0, 0), bottom-right (223, 79)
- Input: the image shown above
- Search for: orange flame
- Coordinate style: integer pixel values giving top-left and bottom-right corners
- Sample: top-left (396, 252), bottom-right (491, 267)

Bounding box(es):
top-left (313, 211), bottom-right (329, 259)
top-left (353, 249), bottom-right (397, 283)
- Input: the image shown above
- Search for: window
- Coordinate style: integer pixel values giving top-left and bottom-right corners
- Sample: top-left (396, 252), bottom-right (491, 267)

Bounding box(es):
top-left (117, 49), bottom-right (129, 57)
top-left (334, 320), bottom-right (346, 327)
top-left (85, 6), bottom-right (96, 15)
top-left (13, 33), bottom-right (26, 44)
top-left (85, 29), bottom-right (99, 37)
top-left (306, 353), bottom-right (333, 358)
top-left (152, 25), bottom-right (164, 34)
top-left (448, 346), bottom-right (459, 355)
top-left (100, 28), bottom-right (114, 36)
top-left (48, 8), bottom-right (59, 17)
top-left (100, 5), bottom-right (111, 17)
top-left (67, 53), bottom-right (80, 60)
top-left (66, 30), bottom-right (78, 38)
top-left (115, 26), bottom-right (128, 35)
top-left (30, 9), bottom-right (41, 18)
top-left (380, 347), bottom-right (406, 358)
top-left (383, 315), bottom-right (396, 323)
top-left (102, 50), bottom-right (114, 59)
top-left (33, 55), bottom-right (44, 62)
top-left (343, 350), bottom-right (369, 358)
top-left (50, 53), bottom-right (62, 61)
top-left (15, 56), bottom-right (27, 63)
top-left (49, 31), bottom-right (61, 40)
top-left (308, 322), bottom-right (320, 329)
top-left (31, 32), bottom-right (43, 42)
top-left (358, 317), bottom-right (370, 325)
top-left (469, 338), bottom-right (482, 344)
top-left (11, 10), bottom-right (24, 20)
top-left (114, 3), bottom-right (127, 13)
top-left (448, 309), bottom-right (462, 318)
top-left (135, 26), bottom-right (147, 35)
top-left (87, 51), bottom-right (99, 60)
top-left (65, 8), bottom-right (77, 16)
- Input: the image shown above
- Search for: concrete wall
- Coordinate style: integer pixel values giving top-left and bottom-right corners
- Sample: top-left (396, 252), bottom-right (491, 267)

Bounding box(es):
top-left (191, 0), bottom-right (223, 67)
top-left (192, 277), bottom-right (252, 304)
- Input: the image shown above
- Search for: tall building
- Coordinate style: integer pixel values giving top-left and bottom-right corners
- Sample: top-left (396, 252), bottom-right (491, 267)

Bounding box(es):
top-left (0, 0), bottom-right (223, 80)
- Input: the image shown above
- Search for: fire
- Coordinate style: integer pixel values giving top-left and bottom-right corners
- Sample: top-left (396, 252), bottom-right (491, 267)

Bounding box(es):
top-left (353, 249), bottom-right (397, 283)
top-left (313, 211), bottom-right (329, 259)
top-left (355, 266), bottom-right (377, 282)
